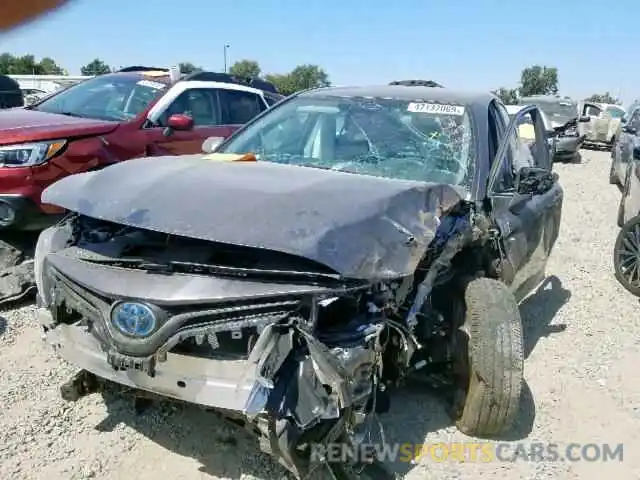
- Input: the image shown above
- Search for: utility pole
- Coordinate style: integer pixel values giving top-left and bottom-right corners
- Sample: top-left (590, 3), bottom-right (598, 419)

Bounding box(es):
top-left (223, 43), bottom-right (230, 73)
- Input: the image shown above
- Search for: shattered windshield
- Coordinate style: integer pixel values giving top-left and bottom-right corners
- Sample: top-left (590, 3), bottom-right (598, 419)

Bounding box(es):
top-left (219, 95), bottom-right (476, 189)
top-left (531, 100), bottom-right (577, 122)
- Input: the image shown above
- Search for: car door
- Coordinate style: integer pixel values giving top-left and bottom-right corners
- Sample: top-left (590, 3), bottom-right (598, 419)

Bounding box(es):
top-left (617, 108), bottom-right (640, 184)
top-left (143, 87), bottom-right (240, 156)
top-left (585, 103), bottom-right (608, 142)
top-left (218, 88), bottom-right (268, 127)
top-left (488, 103), bottom-right (562, 302)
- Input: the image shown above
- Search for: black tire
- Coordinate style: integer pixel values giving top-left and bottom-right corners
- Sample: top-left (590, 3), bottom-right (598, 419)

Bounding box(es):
top-left (613, 215), bottom-right (640, 297)
top-left (455, 277), bottom-right (523, 437)
top-left (327, 461), bottom-right (396, 480)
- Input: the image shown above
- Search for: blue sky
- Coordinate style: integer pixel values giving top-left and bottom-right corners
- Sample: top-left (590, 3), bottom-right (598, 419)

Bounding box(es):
top-left (1, 0), bottom-right (636, 103)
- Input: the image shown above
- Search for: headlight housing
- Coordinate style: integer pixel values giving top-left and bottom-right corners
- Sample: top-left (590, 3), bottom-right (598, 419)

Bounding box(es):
top-left (0, 140), bottom-right (66, 167)
top-left (34, 224), bottom-right (73, 306)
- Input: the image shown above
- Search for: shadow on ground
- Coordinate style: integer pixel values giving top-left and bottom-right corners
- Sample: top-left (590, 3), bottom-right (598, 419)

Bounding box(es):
top-left (93, 275), bottom-right (567, 479)
top-left (0, 315), bottom-right (6, 337)
top-left (96, 388), bottom-right (286, 478)
top-left (519, 275), bottom-right (571, 359)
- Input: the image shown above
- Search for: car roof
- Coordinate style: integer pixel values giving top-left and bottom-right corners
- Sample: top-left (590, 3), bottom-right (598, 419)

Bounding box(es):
top-left (520, 95), bottom-right (576, 105)
top-left (100, 70), bottom-right (267, 96)
top-left (301, 85), bottom-right (496, 108)
top-left (106, 70), bottom-right (173, 85)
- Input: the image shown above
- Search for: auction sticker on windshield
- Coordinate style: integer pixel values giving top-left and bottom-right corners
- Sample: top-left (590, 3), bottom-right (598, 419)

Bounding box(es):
top-left (137, 80), bottom-right (166, 90)
top-left (408, 102), bottom-right (465, 115)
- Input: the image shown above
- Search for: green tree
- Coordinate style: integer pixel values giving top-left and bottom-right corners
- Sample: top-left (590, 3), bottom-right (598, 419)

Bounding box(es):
top-left (288, 64), bottom-right (330, 91)
top-left (585, 92), bottom-right (621, 105)
top-left (38, 57), bottom-right (64, 75)
top-left (80, 58), bottom-right (111, 76)
top-left (0, 53), bottom-right (15, 74)
top-left (493, 87), bottom-right (519, 104)
top-left (266, 64), bottom-right (330, 96)
top-left (9, 54), bottom-right (40, 74)
top-left (264, 73), bottom-right (296, 95)
top-left (178, 62), bottom-right (201, 74)
top-left (0, 53), bottom-right (66, 75)
top-left (518, 65), bottom-right (559, 97)
top-left (229, 59), bottom-right (261, 79)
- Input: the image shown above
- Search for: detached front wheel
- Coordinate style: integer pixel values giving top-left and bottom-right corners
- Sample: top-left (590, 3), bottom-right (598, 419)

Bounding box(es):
top-left (613, 215), bottom-right (640, 297)
top-left (452, 277), bottom-right (524, 437)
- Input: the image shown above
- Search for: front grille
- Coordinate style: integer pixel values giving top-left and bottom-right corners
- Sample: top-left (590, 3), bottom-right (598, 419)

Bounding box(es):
top-left (47, 265), bottom-right (301, 359)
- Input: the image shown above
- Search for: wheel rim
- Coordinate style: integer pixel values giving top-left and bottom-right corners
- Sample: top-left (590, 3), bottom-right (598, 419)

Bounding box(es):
top-left (615, 221), bottom-right (640, 288)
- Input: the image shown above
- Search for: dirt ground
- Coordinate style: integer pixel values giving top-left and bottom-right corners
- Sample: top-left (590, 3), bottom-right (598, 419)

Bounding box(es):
top-left (1, 149), bottom-right (639, 480)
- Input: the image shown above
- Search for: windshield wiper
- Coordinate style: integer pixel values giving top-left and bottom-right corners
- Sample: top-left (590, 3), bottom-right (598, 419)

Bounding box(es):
top-left (58, 111), bottom-right (85, 118)
top-left (79, 257), bottom-right (351, 286)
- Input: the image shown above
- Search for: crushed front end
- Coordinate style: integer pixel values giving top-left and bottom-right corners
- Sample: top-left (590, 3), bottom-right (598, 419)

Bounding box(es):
top-left (35, 215), bottom-right (410, 476)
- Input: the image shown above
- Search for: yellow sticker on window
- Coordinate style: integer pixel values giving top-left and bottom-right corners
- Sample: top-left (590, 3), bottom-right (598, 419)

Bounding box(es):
top-left (202, 153), bottom-right (257, 162)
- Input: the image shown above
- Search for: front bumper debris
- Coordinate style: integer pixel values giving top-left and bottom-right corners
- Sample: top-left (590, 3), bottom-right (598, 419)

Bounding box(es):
top-left (39, 308), bottom-right (257, 411)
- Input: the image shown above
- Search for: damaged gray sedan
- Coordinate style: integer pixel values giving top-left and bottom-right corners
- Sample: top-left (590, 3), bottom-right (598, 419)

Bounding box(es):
top-left (34, 86), bottom-right (561, 478)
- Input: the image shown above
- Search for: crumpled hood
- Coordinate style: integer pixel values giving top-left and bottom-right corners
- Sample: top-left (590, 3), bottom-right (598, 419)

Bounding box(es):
top-left (0, 108), bottom-right (118, 144)
top-left (42, 155), bottom-right (464, 280)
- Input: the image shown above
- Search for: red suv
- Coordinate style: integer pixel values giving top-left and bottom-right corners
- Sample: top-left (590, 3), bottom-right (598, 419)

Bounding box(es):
top-left (0, 66), bottom-right (281, 230)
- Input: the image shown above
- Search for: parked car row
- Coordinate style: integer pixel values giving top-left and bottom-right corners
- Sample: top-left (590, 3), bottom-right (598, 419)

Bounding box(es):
top-left (0, 66), bottom-right (283, 231)
top-left (505, 96), bottom-right (590, 163)
top-left (610, 101), bottom-right (640, 297)
top-left (29, 80), bottom-right (573, 478)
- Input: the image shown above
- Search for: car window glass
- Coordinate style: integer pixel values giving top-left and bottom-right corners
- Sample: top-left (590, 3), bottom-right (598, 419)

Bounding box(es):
top-left (220, 90), bottom-right (262, 124)
top-left (219, 96), bottom-right (476, 189)
top-left (585, 105), bottom-right (602, 117)
top-left (33, 74), bottom-right (167, 121)
top-left (490, 102), bottom-right (516, 192)
top-left (606, 106), bottom-right (625, 119)
top-left (630, 110), bottom-right (640, 131)
top-left (157, 88), bottom-right (220, 127)
top-left (264, 93), bottom-right (282, 107)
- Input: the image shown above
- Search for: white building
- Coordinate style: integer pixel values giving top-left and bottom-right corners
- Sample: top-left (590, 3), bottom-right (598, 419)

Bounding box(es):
top-left (9, 74), bottom-right (92, 96)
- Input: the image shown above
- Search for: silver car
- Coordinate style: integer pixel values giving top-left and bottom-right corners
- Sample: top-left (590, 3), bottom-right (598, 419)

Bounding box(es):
top-left (581, 102), bottom-right (625, 150)
top-left (519, 96), bottom-right (587, 162)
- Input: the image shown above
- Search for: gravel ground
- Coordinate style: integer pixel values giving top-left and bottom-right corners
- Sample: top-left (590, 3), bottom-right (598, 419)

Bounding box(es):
top-left (1, 149), bottom-right (640, 480)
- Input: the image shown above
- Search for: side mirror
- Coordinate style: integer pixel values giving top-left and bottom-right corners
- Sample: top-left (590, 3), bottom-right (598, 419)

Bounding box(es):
top-left (202, 136), bottom-right (224, 153)
top-left (167, 113), bottom-right (194, 131)
top-left (578, 115), bottom-right (591, 123)
top-left (515, 166), bottom-right (555, 195)
top-left (621, 117), bottom-right (628, 124)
